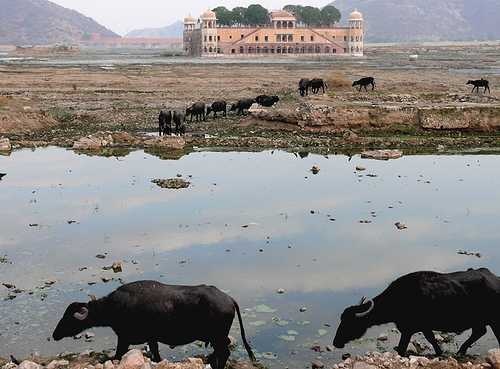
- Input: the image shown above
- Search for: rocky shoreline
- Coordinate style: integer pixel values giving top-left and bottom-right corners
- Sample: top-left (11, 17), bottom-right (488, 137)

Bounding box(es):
top-left (4, 349), bottom-right (500, 369)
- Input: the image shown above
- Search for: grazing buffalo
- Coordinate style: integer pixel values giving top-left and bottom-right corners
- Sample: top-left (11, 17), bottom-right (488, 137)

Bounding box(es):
top-left (206, 101), bottom-right (227, 118)
top-left (333, 268), bottom-right (500, 356)
top-left (230, 98), bottom-right (255, 115)
top-left (158, 110), bottom-right (172, 136)
top-left (256, 95), bottom-right (280, 107)
top-left (172, 110), bottom-right (186, 135)
top-left (467, 79), bottom-right (490, 94)
top-left (186, 102), bottom-right (206, 122)
top-left (353, 77), bottom-right (376, 92)
top-left (310, 78), bottom-right (327, 94)
top-left (299, 78), bottom-right (310, 97)
top-left (52, 281), bottom-right (256, 369)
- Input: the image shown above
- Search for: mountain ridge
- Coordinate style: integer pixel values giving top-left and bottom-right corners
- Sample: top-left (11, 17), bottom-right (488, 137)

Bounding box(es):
top-left (0, 0), bottom-right (118, 45)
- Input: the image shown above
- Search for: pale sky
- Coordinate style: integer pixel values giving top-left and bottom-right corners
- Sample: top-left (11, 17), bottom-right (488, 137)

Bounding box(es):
top-left (50, 0), bottom-right (330, 35)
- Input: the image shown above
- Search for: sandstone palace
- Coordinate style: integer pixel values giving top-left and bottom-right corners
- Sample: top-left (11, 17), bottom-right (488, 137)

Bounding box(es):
top-left (183, 8), bottom-right (364, 57)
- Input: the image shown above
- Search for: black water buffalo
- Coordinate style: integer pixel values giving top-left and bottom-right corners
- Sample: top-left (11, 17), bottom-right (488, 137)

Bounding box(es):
top-left (353, 77), bottom-right (376, 92)
top-left (230, 98), bottom-right (255, 115)
top-left (467, 79), bottom-right (490, 94)
top-left (158, 110), bottom-right (172, 136)
top-left (333, 268), bottom-right (500, 356)
top-left (206, 101), bottom-right (227, 118)
top-left (256, 95), bottom-right (280, 107)
top-left (186, 102), bottom-right (206, 122)
top-left (52, 281), bottom-right (256, 369)
top-left (310, 78), bottom-right (327, 94)
top-left (299, 78), bottom-right (310, 97)
top-left (172, 110), bottom-right (186, 135)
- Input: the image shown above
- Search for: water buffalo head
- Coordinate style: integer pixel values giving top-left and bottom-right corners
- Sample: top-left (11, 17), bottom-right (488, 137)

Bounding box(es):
top-left (333, 297), bottom-right (375, 349)
top-left (352, 80), bottom-right (360, 87)
top-left (52, 302), bottom-right (91, 341)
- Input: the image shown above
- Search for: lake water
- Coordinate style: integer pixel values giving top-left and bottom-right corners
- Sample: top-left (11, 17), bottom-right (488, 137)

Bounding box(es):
top-left (1, 148), bottom-right (500, 367)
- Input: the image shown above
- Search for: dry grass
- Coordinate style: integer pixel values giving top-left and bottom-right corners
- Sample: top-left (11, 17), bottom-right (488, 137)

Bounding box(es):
top-left (326, 72), bottom-right (351, 89)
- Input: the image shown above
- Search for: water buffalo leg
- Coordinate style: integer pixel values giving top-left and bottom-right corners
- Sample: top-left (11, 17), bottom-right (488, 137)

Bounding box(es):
top-left (458, 326), bottom-right (487, 355)
top-left (213, 337), bottom-right (231, 369)
top-left (395, 331), bottom-right (412, 356)
top-left (114, 337), bottom-right (130, 360)
top-left (490, 324), bottom-right (500, 346)
top-left (148, 341), bottom-right (161, 362)
top-left (423, 331), bottom-right (442, 356)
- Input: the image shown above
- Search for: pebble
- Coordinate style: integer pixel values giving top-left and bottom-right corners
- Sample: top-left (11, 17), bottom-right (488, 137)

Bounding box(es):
top-left (312, 360), bottom-right (325, 369)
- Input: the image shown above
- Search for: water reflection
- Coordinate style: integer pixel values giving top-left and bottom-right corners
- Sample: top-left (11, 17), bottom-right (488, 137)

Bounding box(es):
top-left (1, 148), bottom-right (500, 366)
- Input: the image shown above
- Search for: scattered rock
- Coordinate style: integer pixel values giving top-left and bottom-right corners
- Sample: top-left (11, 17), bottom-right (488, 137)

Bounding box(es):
top-left (356, 166), bottom-right (366, 171)
top-left (0, 173), bottom-right (7, 180)
top-left (312, 360), bottom-right (325, 369)
top-left (458, 250), bottom-right (481, 258)
top-left (152, 178), bottom-right (190, 189)
top-left (112, 262), bottom-right (123, 273)
top-left (361, 150), bottom-right (403, 160)
top-left (276, 288), bottom-right (286, 294)
top-left (487, 349), bottom-right (500, 369)
top-left (395, 222), bottom-right (407, 230)
top-left (143, 136), bottom-right (186, 151)
top-left (299, 307), bottom-right (307, 313)
top-left (311, 166), bottom-right (320, 175)
top-left (0, 137), bottom-right (12, 152)
top-left (116, 349), bottom-right (145, 369)
top-left (18, 361), bottom-right (40, 369)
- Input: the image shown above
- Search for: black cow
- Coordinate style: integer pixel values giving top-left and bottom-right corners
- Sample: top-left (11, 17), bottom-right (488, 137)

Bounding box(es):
top-left (333, 268), bottom-right (500, 356)
top-left (310, 78), bottom-right (327, 94)
top-left (52, 281), bottom-right (256, 369)
top-left (353, 77), bottom-right (376, 92)
top-left (158, 110), bottom-right (172, 136)
top-left (230, 98), bottom-right (256, 115)
top-left (467, 79), bottom-right (490, 94)
top-left (206, 101), bottom-right (227, 118)
top-left (186, 102), bottom-right (206, 122)
top-left (172, 110), bottom-right (186, 135)
top-left (256, 95), bottom-right (280, 107)
top-left (299, 78), bottom-right (310, 97)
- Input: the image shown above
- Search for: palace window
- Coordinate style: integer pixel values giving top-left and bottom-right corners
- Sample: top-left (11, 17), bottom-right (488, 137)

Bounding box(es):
top-left (276, 35), bottom-right (281, 42)
top-left (344, 36), bottom-right (347, 41)
top-left (240, 46), bottom-right (244, 53)
top-left (231, 49), bottom-right (236, 54)
top-left (255, 36), bottom-right (259, 41)
top-left (217, 36), bottom-right (220, 41)
top-left (310, 36), bottom-right (314, 41)
top-left (301, 36), bottom-right (304, 42)
top-left (204, 36), bottom-right (207, 42)
top-left (209, 36), bottom-right (212, 41)
top-left (265, 35), bottom-right (269, 42)
top-left (229, 35), bottom-right (232, 39)
top-left (333, 48), bottom-right (337, 53)
top-left (241, 34), bottom-right (244, 39)
top-left (288, 35), bottom-right (293, 42)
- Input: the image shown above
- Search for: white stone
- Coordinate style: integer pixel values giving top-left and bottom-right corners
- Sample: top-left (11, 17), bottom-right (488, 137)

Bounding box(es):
top-left (0, 137), bottom-right (12, 152)
top-left (118, 350), bottom-right (145, 369)
top-left (18, 362), bottom-right (40, 369)
top-left (487, 349), bottom-right (500, 369)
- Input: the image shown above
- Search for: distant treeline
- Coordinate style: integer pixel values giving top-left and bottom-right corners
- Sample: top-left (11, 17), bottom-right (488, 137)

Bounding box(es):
top-left (212, 4), bottom-right (341, 27)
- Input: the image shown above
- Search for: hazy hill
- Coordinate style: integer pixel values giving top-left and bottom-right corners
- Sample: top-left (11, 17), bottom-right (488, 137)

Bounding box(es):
top-left (0, 0), bottom-right (118, 45)
top-left (126, 21), bottom-right (184, 38)
top-left (332, 0), bottom-right (500, 42)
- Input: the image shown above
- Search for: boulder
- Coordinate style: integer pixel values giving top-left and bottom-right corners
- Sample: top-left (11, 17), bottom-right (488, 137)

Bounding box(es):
top-left (104, 361), bottom-right (115, 369)
top-left (144, 136), bottom-right (186, 151)
top-left (18, 362), bottom-right (40, 369)
top-left (487, 349), bottom-right (500, 369)
top-left (0, 137), bottom-right (12, 152)
top-left (361, 150), bottom-right (403, 160)
top-left (46, 360), bottom-right (69, 369)
top-left (117, 350), bottom-right (146, 369)
top-left (73, 132), bottom-right (139, 150)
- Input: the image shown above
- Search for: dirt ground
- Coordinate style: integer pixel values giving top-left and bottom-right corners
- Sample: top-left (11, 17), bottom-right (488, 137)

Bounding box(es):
top-left (0, 43), bottom-right (499, 152)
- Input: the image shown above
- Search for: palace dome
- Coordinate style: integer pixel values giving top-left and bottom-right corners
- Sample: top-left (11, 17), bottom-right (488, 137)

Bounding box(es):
top-left (201, 9), bottom-right (216, 19)
top-left (184, 15), bottom-right (196, 24)
top-left (349, 9), bottom-right (363, 20)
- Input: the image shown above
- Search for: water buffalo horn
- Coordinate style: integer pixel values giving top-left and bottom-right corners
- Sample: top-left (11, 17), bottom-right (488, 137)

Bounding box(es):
top-left (355, 299), bottom-right (374, 318)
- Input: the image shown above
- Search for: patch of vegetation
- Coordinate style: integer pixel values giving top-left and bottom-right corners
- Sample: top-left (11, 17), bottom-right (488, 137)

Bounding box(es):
top-left (48, 107), bottom-right (74, 123)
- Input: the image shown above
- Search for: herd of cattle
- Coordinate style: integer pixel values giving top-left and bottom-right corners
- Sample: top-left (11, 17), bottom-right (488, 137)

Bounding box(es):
top-left (158, 77), bottom-right (491, 136)
top-left (46, 267), bottom-right (500, 369)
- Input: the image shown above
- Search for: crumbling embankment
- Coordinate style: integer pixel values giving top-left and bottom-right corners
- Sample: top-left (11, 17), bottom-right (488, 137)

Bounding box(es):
top-left (248, 103), bottom-right (500, 133)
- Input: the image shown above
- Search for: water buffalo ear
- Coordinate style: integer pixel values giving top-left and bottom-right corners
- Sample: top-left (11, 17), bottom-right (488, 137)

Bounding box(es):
top-left (73, 307), bottom-right (89, 321)
top-left (358, 296), bottom-right (366, 305)
top-left (89, 294), bottom-right (97, 301)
